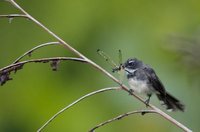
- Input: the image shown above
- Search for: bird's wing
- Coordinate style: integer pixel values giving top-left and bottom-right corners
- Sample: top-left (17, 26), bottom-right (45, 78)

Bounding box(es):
top-left (143, 66), bottom-right (166, 95)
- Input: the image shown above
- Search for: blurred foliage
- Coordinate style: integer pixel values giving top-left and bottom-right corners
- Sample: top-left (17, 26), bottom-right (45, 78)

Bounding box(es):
top-left (166, 32), bottom-right (200, 81)
top-left (0, 0), bottom-right (200, 131)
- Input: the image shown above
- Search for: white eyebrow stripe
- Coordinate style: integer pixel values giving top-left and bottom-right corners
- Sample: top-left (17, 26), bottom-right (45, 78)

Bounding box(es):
top-left (128, 60), bottom-right (135, 63)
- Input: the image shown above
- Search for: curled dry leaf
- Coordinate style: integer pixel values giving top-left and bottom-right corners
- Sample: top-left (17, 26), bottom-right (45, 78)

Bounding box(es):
top-left (50, 60), bottom-right (60, 71)
top-left (0, 72), bottom-right (12, 86)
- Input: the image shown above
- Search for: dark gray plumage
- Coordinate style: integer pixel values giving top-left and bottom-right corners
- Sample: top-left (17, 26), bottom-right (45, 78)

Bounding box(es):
top-left (123, 58), bottom-right (185, 112)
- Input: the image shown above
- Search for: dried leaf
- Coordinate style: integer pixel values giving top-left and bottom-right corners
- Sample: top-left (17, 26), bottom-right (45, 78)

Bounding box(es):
top-left (50, 60), bottom-right (60, 71)
top-left (0, 72), bottom-right (12, 86)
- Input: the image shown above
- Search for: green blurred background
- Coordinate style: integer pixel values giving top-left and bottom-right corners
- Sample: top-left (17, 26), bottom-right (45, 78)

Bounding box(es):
top-left (0, 0), bottom-right (199, 131)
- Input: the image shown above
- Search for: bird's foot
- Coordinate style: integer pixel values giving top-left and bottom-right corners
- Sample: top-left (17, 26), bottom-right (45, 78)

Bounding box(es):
top-left (144, 94), bottom-right (151, 107)
top-left (144, 98), bottom-right (150, 107)
top-left (128, 89), bottom-right (134, 95)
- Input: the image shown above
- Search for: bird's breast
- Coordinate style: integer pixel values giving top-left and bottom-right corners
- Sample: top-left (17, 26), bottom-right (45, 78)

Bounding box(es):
top-left (128, 77), bottom-right (152, 94)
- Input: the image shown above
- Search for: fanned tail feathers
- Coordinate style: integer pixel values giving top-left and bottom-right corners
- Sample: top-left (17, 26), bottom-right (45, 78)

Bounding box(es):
top-left (156, 92), bottom-right (185, 112)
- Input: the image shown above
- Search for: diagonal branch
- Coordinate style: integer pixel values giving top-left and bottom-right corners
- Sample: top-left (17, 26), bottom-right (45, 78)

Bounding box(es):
top-left (7, 0), bottom-right (85, 59)
top-left (37, 87), bottom-right (120, 132)
top-left (4, 1), bottom-right (192, 132)
top-left (13, 41), bottom-right (60, 63)
top-left (89, 109), bottom-right (157, 132)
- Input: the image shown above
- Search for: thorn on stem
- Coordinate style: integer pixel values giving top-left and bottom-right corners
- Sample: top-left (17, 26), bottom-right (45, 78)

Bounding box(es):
top-left (141, 111), bottom-right (146, 115)
top-left (27, 51), bottom-right (32, 57)
top-left (40, 60), bottom-right (49, 63)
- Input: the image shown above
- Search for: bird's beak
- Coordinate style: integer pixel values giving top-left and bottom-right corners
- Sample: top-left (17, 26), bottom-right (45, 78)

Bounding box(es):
top-left (112, 63), bottom-right (124, 73)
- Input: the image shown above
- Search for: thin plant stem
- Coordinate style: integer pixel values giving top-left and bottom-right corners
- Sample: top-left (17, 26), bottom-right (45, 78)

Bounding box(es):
top-left (0, 14), bottom-right (28, 19)
top-left (37, 87), bottom-right (119, 132)
top-left (89, 109), bottom-right (157, 132)
top-left (13, 41), bottom-right (60, 64)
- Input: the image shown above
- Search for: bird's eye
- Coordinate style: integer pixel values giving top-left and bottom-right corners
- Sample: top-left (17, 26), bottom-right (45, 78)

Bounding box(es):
top-left (128, 61), bottom-right (134, 66)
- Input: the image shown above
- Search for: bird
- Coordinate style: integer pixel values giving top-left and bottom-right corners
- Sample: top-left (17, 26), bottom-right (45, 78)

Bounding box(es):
top-left (121, 58), bottom-right (185, 112)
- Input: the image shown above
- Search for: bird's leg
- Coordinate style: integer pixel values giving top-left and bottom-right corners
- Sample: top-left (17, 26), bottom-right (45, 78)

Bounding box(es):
top-left (145, 94), bottom-right (152, 107)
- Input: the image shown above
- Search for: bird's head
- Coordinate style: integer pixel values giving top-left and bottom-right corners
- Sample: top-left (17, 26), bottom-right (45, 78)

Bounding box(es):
top-left (123, 58), bottom-right (142, 70)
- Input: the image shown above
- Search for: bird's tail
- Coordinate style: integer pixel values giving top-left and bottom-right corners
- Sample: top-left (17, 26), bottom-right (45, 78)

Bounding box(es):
top-left (156, 92), bottom-right (185, 112)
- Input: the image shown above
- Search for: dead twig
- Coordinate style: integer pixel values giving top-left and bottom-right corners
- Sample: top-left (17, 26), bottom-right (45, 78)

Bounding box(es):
top-left (0, 57), bottom-right (87, 85)
top-left (89, 109), bottom-right (157, 132)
